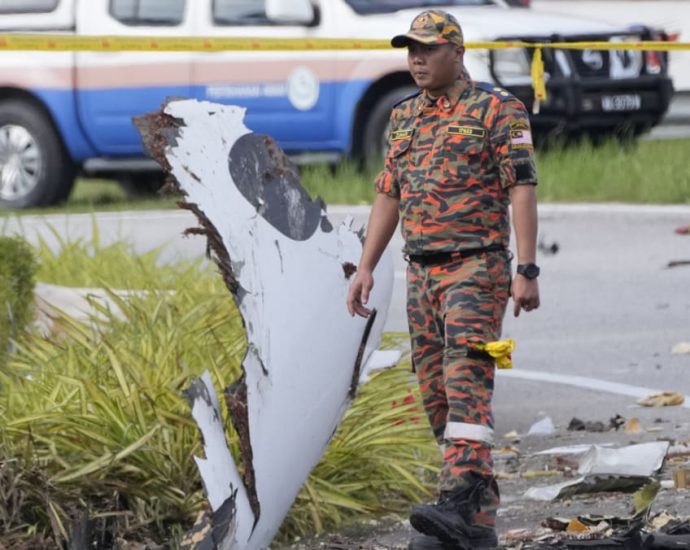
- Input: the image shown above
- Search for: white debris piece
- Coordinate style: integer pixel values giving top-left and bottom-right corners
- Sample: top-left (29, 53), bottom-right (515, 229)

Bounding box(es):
top-left (525, 441), bottom-right (669, 501)
top-left (527, 415), bottom-right (556, 436)
top-left (137, 100), bottom-right (394, 550)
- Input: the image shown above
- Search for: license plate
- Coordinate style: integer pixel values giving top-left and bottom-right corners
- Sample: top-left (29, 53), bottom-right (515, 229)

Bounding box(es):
top-left (601, 94), bottom-right (642, 112)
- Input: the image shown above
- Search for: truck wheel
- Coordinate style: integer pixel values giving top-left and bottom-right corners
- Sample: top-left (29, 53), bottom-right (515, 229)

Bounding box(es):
top-left (362, 86), bottom-right (418, 166)
top-left (0, 100), bottom-right (75, 209)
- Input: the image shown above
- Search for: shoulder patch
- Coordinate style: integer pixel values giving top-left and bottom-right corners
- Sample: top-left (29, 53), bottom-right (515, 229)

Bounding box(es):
top-left (392, 89), bottom-right (422, 110)
top-left (475, 81), bottom-right (517, 102)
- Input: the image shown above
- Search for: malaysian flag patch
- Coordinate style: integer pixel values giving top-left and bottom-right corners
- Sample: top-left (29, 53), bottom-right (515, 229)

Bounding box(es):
top-left (510, 128), bottom-right (533, 150)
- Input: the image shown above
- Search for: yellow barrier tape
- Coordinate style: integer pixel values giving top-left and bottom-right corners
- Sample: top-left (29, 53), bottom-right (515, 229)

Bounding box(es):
top-left (470, 339), bottom-right (515, 370)
top-left (0, 35), bottom-right (688, 52)
top-left (2, 34), bottom-right (686, 114)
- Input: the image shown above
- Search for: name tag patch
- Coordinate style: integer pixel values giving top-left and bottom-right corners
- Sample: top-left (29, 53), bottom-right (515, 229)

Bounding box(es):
top-left (448, 125), bottom-right (486, 138)
top-left (391, 129), bottom-right (413, 141)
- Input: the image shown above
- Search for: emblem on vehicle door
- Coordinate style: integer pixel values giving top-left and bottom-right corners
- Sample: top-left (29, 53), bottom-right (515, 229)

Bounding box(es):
top-left (287, 67), bottom-right (320, 111)
top-left (581, 49), bottom-right (604, 71)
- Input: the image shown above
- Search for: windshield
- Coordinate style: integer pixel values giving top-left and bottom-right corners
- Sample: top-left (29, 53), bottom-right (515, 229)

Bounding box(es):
top-left (345, 0), bottom-right (494, 14)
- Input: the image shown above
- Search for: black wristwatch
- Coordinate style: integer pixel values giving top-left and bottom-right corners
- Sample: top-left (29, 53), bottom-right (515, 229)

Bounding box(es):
top-left (517, 263), bottom-right (540, 280)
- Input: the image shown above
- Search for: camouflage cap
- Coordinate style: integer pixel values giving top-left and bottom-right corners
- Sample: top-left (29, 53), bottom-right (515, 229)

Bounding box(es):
top-left (391, 9), bottom-right (464, 48)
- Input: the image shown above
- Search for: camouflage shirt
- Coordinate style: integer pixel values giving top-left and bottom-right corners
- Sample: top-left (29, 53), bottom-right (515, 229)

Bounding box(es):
top-left (375, 77), bottom-right (538, 254)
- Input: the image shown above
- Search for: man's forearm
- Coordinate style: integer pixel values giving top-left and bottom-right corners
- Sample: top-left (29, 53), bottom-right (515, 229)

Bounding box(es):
top-left (510, 185), bottom-right (538, 264)
top-left (359, 193), bottom-right (400, 272)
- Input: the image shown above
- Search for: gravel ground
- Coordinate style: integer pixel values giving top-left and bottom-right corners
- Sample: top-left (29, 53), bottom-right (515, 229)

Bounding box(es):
top-left (274, 419), bottom-right (690, 550)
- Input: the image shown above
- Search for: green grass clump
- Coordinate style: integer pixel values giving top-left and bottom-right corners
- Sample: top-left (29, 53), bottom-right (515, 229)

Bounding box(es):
top-left (0, 236), bottom-right (435, 547)
top-left (535, 139), bottom-right (690, 203)
top-left (0, 236), bottom-right (37, 364)
top-left (1, 139), bottom-right (688, 215)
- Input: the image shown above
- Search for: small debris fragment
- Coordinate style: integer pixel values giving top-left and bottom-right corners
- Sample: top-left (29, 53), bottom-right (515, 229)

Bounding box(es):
top-left (638, 391), bottom-right (685, 407)
top-left (624, 417), bottom-right (641, 434)
top-left (567, 417), bottom-right (606, 433)
top-left (674, 224), bottom-right (690, 235)
top-left (527, 416), bottom-right (556, 436)
top-left (673, 465), bottom-right (690, 489)
top-left (538, 237), bottom-right (560, 255)
top-left (672, 342), bottom-right (690, 355)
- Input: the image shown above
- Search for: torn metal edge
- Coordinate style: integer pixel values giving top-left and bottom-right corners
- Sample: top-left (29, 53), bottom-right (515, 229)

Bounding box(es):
top-left (224, 375), bottom-right (260, 531)
top-left (350, 308), bottom-right (377, 399)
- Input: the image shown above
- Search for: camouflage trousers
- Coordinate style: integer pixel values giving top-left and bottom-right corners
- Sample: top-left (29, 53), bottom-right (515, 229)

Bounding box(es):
top-left (406, 249), bottom-right (511, 528)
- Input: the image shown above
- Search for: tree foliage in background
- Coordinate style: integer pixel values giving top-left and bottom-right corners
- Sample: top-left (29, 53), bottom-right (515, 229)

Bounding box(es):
top-left (0, 236), bottom-right (37, 366)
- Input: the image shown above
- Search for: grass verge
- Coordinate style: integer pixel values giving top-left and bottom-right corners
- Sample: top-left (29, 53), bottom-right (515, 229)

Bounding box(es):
top-left (2, 139), bottom-right (688, 217)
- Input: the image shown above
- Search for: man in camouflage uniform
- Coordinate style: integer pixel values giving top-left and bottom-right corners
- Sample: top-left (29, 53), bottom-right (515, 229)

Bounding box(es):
top-left (347, 9), bottom-right (540, 550)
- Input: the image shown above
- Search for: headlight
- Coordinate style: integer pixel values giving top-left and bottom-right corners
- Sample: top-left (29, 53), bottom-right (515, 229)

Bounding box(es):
top-left (491, 48), bottom-right (533, 86)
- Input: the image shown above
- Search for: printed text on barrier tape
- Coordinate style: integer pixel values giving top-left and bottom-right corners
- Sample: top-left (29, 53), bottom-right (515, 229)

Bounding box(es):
top-left (2, 35), bottom-right (686, 113)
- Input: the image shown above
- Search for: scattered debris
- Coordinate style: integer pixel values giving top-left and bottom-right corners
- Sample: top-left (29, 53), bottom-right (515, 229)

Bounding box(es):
top-left (667, 259), bottom-right (690, 269)
top-left (528, 416), bottom-right (556, 436)
top-left (525, 442), bottom-right (669, 501)
top-left (672, 342), bottom-right (690, 355)
top-left (136, 100), bottom-right (395, 550)
top-left (568, 417), bottom-right (606, 433)
top-left (638, 392), bottom-right (685, 407)
top-left (624, 417), bottom-right (642, 434)
top-left (538, 237), bottom-right (560, 256)
top-left (504, 430), bottom-right (521, 441)
top-left (673, 465), bottom-right (690, 489)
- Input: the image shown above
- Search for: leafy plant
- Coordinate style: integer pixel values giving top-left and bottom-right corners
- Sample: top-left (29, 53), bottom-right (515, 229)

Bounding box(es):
top-left (0, 237), bottom-right (436, 547)
top-left (0, 236), bottom-right (37, 364)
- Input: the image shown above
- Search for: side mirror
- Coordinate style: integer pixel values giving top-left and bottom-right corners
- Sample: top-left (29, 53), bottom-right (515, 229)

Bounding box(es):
top-left (266, 0), bottom-right (315, 24)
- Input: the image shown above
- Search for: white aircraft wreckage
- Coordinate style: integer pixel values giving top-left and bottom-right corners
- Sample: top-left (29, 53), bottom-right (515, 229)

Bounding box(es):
top-left (135, 100), bottom-right (396, 550)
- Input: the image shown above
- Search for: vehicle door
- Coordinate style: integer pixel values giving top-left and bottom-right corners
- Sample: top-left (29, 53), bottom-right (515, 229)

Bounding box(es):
top-left (75, 0), bottom-right (193, 155)
top-left (190, 0), bottom-right (337, 155)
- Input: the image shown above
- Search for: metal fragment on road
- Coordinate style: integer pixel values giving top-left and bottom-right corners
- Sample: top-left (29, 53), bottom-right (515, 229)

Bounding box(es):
top-left (135, 100), bottom-right (394, 550)
top-left (525, 442), bottom-right (669, 501)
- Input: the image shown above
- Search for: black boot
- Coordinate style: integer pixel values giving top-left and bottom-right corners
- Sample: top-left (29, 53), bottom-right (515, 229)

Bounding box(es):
top-left (409, 477), bottom-right (498, 549)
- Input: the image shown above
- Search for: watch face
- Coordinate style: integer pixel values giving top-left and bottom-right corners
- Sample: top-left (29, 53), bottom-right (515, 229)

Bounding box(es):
top-left (520, 263), bottom-right (540, 279)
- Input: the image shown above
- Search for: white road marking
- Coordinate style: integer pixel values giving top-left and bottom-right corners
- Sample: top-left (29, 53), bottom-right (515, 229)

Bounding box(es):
top-left (498, 368), bottom-right (690, 409)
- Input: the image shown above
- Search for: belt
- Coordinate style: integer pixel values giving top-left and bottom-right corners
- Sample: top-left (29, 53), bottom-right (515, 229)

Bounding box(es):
top-left (406, 244), bottom-right (506, 267)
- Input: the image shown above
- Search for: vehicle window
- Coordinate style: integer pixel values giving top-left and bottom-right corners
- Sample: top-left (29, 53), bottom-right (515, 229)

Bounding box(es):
top-left (213, 0), bottom-right (270, 26)
top-left (110, 0), bottom-right (186, 26)
top-left (345, 0), bottom-right (492, 14)
top-left (0, 0), bottom-right (58, 13)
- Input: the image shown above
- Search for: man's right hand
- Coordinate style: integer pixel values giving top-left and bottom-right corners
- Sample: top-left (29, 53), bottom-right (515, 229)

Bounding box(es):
top-left (347, 269), bottom-right (374, 318)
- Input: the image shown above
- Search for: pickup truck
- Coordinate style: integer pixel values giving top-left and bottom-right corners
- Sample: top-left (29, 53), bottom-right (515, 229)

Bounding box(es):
top-left (0, 0), bottom-right (674, 208)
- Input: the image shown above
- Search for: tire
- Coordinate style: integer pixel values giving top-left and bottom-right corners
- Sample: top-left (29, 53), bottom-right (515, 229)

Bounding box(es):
top-left (361, 85), bottom-right (418, 167)
top-left (0, 99), bottom-right (75, 209)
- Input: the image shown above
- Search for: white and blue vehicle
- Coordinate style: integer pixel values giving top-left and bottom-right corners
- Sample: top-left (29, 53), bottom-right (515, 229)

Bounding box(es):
top-left (0, 0), bottom-right (673, 208)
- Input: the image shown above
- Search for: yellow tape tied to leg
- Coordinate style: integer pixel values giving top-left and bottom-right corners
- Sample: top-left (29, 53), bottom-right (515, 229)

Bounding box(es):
top-left (470, 339), bottom-right (515, 369)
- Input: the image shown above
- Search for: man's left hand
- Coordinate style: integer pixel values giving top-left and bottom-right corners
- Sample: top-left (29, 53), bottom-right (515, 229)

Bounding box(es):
top-left (512, 276), bottom-right (540, 317)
